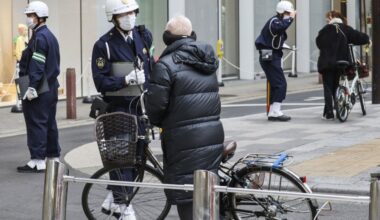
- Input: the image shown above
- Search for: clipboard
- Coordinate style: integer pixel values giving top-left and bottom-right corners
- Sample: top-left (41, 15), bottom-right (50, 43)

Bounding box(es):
top-left (105, 62), bottom-right (142, 97)
top-left (15, 74), bottom-right (50, 98)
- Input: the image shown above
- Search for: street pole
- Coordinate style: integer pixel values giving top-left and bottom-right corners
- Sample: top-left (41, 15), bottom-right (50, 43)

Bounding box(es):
top-left (372, 0), bottom-right (380, 104)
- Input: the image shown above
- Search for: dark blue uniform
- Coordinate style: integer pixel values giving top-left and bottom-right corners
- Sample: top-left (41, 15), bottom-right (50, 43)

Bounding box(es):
top-left (19, 25), bottom-right (61, 159)
top-left (92, 26), bottom-right (153, 203)
top-left (255, 15), bottom-right (293, 103)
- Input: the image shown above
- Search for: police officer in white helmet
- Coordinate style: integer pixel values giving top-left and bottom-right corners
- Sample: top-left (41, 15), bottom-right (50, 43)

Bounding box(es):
top-left (91, 0), bottom-right (154, 219)
top-left (255, 1), bottom-right (296, 122)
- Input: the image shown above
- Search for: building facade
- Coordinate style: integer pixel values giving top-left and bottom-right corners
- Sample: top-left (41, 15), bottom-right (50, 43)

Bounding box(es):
top-left (0, 0), bottom-right (372, 103)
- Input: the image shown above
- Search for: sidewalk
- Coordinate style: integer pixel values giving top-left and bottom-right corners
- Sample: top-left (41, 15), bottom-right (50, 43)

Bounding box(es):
top-left (3, 72), bottom-right (380, 197)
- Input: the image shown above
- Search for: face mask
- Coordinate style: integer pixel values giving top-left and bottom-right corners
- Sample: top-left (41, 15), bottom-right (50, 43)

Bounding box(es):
top-left (283, 15), bottom-right (291, 20)
top-left (26, 17), bottom-right (36, 29)
top-left (118, 14), bottom-right (136, 31)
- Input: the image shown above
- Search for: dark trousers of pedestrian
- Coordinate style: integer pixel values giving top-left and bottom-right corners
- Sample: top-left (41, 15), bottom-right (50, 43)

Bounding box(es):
top-left (259, 52), bottom-right (287, 104)
top-left (106, 101), bottom-right (146, 203)
top-left (22, 86), bottom-right (60, 159)
top-left (321, 70), bottom-right (340, 117)
top-left (177, 202), bottom-right (193, 220)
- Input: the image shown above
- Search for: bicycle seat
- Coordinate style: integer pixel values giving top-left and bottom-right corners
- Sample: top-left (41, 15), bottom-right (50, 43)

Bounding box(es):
top-left (222, 141), bottom-right (237, 163)
top-left (336, 60), bottom-right (350, 69)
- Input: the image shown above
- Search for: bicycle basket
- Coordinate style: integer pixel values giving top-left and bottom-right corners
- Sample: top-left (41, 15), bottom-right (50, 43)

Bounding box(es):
top-left (345, 61), bottom-right (369, 81)
top-left (95, 112), bottom-right (138, 167)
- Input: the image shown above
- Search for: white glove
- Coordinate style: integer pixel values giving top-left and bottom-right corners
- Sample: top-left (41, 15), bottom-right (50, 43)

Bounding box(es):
top-left (23, 87), bottom-right (38, 101)
top-left (125, 69), bottom-right (145, 85)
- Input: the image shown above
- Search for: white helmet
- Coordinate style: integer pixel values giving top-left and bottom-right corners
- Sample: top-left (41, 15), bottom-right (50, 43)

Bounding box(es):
top-left (25, 1), bottom-right (49, 18)
top-left (276, 1), bottom-right (294, 14)
top-left (105, 0), bottom-right (139, 22)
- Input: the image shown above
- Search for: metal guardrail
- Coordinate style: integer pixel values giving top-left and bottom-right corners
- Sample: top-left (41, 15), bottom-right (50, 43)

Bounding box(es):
top-left (42, 159), bottom-right (380, 220)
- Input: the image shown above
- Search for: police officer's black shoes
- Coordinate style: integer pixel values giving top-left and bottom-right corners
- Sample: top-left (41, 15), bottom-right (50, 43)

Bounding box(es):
top-left (268, 115), bottom-right (291, 122)
top-left (17, 164), bottom-right (45, 173)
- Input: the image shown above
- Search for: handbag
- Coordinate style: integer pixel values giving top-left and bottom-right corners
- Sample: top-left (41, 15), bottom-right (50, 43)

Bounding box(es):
top-left (345, 61), bottom-right (369, 81)
top-left (260, 49), bottom-right (273, 62)
top-left (89, 96), bottom-right (109, 119)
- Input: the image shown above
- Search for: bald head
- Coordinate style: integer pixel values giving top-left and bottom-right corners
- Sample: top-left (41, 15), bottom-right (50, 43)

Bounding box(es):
top-left (165, 15), bottom-right (192, 36)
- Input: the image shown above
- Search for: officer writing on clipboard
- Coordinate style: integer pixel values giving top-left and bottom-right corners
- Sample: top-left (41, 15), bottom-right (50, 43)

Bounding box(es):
top-left (255, 1), bottom-right (296, 122)
top-left (91, 0), bottom-right (153, 218)
top-left (17, 1), bottom-right (61, 173)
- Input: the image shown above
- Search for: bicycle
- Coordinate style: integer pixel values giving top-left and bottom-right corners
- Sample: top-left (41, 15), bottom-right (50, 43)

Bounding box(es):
top-left (219, 141), bottom-right (319, 220)
top-left (335, 44), bottom-right (368, 122)
top-left (81, 94), bottom-right (171, 220)
top-left (81, 94), bottom-right (319, 220)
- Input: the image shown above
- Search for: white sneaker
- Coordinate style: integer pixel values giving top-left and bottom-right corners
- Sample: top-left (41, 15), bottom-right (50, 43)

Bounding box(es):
top-left (268, 110), bottom-right (284, 117)
top-left (27, 159), bottom-right (46, 170)
top-left (101, 191), bottom-right (114, 210)
top-left (119, 204), bottom-right (136, 220)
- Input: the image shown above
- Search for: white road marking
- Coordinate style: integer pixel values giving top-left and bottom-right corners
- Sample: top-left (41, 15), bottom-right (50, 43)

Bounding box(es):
top-left (222, 103), bottom-right (324, 108)
top-left (304, 97), bottom-right (324, 102)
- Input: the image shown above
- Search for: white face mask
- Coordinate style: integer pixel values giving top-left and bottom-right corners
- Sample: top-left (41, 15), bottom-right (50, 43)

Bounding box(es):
top-left (283, 15), bottom-right (291, 20)
top-left (26, 17), bottom-right (36, 29)
top-left (118, 14), bottom-right (136, 31)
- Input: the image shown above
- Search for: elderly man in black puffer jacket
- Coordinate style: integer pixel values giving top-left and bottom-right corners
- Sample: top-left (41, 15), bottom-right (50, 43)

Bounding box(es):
top-left (145, 15), bottom-right (224, 219)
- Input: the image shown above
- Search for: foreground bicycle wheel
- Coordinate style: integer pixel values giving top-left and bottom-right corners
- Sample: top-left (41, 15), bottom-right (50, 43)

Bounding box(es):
top-left (229, 166), bottom-right (318, 220)
top-left (335, 86), bottom-right (350, 122)
top-left (357, 81), bottom-right (366, 116)
top-left (82, 164), bottom-right (170, 220)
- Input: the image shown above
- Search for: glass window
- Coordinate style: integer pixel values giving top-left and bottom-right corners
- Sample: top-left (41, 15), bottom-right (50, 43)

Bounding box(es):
top-left (221, 0), bottom-right (239, 78)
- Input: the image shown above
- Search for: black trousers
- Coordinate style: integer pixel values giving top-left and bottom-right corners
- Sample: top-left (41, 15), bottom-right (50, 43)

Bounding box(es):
top-left (177, 203), bottom-right (193, 220)
top-left (259, 52), bottom-right (287, 104)
top-left (322, 71), bottom-right (340, 115)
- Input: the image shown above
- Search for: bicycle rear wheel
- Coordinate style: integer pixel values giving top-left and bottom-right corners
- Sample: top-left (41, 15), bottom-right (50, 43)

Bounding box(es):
top-left (82, 164), bottom-right (170, 220)
top-left (357, 81), bottom-right (366, 116)
top-left (229, 166), bottom-right (318, 220)
top-left (335, 86), bottom-right (350, 122)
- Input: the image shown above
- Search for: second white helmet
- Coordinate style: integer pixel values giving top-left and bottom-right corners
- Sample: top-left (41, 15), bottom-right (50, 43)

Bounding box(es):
top-left (105, 0), bottom-right (139, 22)
top-left (25, 1), bottom-right (49, 18)
top-left (276, 1), bottom-right (294, 14)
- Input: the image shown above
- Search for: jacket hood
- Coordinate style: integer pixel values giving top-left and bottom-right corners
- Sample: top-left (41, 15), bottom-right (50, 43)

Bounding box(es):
top-left (161, 38), bottom-right (219, 75)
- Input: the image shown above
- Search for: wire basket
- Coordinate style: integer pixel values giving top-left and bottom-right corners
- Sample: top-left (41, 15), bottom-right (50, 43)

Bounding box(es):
top-left (95, 112), bottom-right (138, 168)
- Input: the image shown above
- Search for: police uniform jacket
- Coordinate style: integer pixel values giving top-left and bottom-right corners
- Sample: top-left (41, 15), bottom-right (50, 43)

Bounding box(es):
top-left (92, 26), bottom-right (152, 105)
top-left (19, 25), bottom-right (60, 89)
top-left (316, 23), bottom-right (369, 73)
top-left (255, 15), bottom-right (294, 55)
top-left (146, 38), bottom-right (224, 204)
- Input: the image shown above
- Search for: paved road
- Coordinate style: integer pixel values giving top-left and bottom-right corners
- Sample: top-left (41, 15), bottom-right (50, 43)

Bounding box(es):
top-left (0, 89), bottom-right (374, 220)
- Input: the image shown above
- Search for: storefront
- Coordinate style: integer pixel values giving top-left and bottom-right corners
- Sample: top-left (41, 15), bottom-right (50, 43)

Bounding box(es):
top-left (0, 0), bottom-right (167, 104)
top-left (0, 0), bottom-right (371, 104)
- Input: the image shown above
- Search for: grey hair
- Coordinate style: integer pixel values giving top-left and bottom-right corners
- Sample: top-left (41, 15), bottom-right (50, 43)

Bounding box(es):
top-left (165, 15), bottom-right (192, 36)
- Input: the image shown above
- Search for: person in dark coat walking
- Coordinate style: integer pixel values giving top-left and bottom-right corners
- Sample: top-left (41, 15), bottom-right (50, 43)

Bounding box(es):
top-left (145, 15), bottom-right (224, 220)
top-left (316, 11), bottom-right (369, 120)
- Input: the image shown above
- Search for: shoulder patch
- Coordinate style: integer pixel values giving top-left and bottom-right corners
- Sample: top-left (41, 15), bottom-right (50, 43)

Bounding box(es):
top-left (96, 57), bottom-right (105, 69)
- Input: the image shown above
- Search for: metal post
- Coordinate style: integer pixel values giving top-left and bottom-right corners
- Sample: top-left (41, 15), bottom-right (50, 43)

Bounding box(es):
top-left (266, 81), bottom-right (271, 115)
top-left (369, 173), bottom-right (380, 220)
top-left (373, 0), bottom-right (380, 104)
top-left (42, 160), bottom-right (69, 220)
top-left (193, 170), bottom-right (220, 220)
top-left (66, 68), bottom-right (77, 119)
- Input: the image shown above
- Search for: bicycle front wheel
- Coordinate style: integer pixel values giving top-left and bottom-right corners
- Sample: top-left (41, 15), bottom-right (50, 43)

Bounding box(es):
top-left (357, 81), bottom-right (366, 116)
top-left (82, 164), bottom-right (171, 220)
top-left (229, 166), bottom-right (318, 220)
top-left (335, 86), bottom-right (350, 122)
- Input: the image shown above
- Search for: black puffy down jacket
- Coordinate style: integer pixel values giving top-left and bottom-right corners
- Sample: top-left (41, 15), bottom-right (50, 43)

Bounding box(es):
top-left (146, 38), bottom-right (224, 204)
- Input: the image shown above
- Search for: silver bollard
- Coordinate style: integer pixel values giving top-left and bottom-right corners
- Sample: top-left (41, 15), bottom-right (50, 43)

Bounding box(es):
top-left (193, 170), bottom-right (220, 220)
top-left (369, 173), bottom-right (380, 220)
top-left (42, 160), bottom-right (69, 220)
